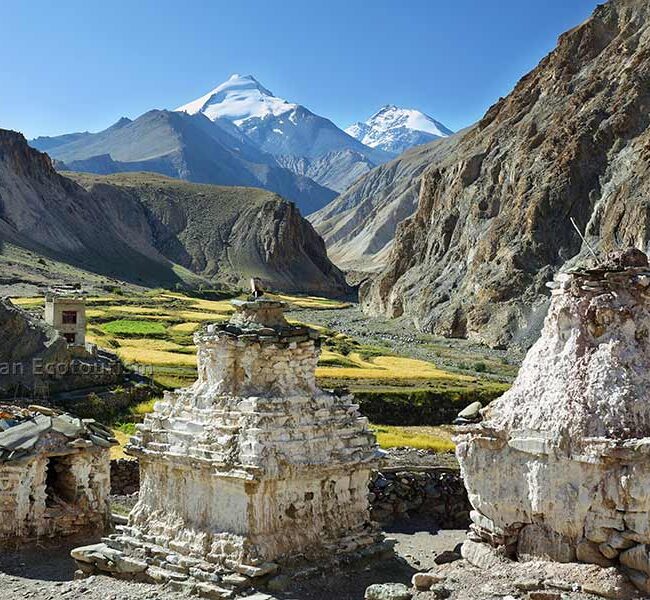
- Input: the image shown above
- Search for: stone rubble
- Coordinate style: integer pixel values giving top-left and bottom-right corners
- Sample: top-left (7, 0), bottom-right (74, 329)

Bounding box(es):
top-left (455, 249), bottom-right (650, 597)
top-left (72, 298), bottom-right (388, 596)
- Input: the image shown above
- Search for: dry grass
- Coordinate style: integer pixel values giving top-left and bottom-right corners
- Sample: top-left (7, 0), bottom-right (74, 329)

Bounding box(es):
top-left (170, 322), bottom-right (200, 333)
top-left (110, 429), bottom-right (133, 460)
top-left (10, 297), bottom-right (43, 307)
top-left (316, 352), bottom-right (472, 382)
top-left (107, 305), bottom-right (169, 315)
top-left (118, 347), bottom-right (197, 366)
top-left (176, 310), bottom-right (230, 321)
top-left (267, 293), bottom-right (351, 310)
top-left (154, 374), bottom-right (195, 388)
top-left (130, 398), bottom-right (158, 416)
top-left (118, 338), bottom-right (186, 352)
top-left (371, 424), bottom-right (456, 452)
top-left (157, 294), bottom-right (236, 314)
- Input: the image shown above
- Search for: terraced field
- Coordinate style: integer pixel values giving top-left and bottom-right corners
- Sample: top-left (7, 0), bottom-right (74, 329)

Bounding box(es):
top-left (12, 290), bottom-right (511, 452)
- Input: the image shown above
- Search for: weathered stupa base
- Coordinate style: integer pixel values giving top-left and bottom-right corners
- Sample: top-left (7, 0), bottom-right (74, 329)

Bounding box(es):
top-left (460, 539), bottom-right (639, 599)
top-left (74, 528), bottom-right (393, 597)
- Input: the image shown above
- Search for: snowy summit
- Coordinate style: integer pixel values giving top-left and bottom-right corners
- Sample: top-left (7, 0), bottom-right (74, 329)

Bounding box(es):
top-left (174, 74), bottom-right (390, 193)
top-left (175, 73), bottom-right (297, 126)
top-left (346, 105), bottom-right (453, 156)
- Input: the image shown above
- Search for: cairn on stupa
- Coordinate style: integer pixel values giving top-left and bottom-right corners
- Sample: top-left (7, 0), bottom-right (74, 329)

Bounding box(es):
top-left (73, 294), bottom-right (384, 596)
top-left (455, 249), bottom-right (650, 593)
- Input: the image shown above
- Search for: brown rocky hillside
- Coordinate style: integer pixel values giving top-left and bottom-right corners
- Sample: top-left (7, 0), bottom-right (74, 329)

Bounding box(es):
top-left (362, 0), bottom-right (650, 348)
top-left (310, 132), bottom-right (467, 272)
top-left (0, 130), bottom-right (349, 296)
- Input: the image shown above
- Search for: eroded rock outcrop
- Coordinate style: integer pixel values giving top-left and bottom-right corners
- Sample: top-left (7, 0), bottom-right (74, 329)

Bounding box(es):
top-left (362, 0), bottom-right (650, 348)
top-left (455, 249), bottom-right (650, 595)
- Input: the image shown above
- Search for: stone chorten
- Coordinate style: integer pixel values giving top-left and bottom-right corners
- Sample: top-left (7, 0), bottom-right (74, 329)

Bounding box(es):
top-left (74, 298), bottom-right (384, 595)
top-left (455, 249), bottom-right (650, 594)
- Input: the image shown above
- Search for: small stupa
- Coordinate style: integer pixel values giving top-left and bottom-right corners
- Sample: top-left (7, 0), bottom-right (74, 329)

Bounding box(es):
top-left (73, 291), bottom-right (384, 595)
top-left (455, 249), bottom-right (650, 594)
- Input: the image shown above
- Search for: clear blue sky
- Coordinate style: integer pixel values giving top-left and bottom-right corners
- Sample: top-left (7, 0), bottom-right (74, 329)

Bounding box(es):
top-left (0, 0), bottom-right (598, 139)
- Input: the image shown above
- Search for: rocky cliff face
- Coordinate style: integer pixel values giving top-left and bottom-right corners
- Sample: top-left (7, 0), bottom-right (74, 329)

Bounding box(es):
top-left (310, 133), bottom-right (467, 272)
top-left (0, 131), bottom-right (350, 296)
top-left (362, 0), bottom-right (650, 348)
top-left (0, 298), bottom-right (67, 365)
top-left (0, 129), bottom-right (179, 287)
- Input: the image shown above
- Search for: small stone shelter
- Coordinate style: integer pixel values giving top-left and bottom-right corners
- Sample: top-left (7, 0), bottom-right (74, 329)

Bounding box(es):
top-left (0, 404), bottom-right (116, 543)
top-left (44, 286), bottom-right (87, 346)
top-left (73, 298), bottom-right (385, 594)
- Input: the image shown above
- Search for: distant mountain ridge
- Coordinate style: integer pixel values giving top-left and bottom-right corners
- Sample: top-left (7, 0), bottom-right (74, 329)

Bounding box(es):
top-left (346, 105), bottom-right (453, 155)
top-left (28, 74), bottom-right (451, 216)
top-left (30, 109), bottom-right (336, 215)
top-left (0, 129), bottom-right (350, 295)
top-left (309, 131), bottom-right (466, 271)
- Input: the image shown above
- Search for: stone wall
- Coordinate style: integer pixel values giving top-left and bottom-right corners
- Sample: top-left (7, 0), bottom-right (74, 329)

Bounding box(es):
top-left (369, 467), bottom-right (470, 528)
top-left (110, 459), bottom-right (139, 495)
top-left (1, 449), bottom-right (111, 543)
top-left (110, 459), bottom-right (471, 531)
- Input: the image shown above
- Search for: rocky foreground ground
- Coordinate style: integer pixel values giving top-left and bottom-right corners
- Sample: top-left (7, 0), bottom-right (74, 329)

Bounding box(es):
top-left (0, 526), bottom-right (618, 600)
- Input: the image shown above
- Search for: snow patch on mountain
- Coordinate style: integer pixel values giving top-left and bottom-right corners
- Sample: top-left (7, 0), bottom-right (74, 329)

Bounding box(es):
top-left (176, 74), bottom-right (296, 126)
top-left (346, 105), bottom-right (454, 156)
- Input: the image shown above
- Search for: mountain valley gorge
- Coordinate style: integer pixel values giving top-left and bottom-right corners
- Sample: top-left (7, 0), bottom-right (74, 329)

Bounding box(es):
top-left (361, 0), bottom-right (650, 349)
top-left (7, 0), bottom-right (650, 353)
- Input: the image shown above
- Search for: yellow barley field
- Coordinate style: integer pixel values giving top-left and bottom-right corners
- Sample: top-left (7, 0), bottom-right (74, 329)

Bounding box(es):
top-left (170, 321), bottom-right (201, 333)
top-left (316, 352), bottom-right (472, 381)
top-left (117, 347), bottom-right (197, 366)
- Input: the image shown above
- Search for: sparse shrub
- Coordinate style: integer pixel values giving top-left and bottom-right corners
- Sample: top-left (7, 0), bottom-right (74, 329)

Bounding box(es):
top-left (115, 422), bottom-right (137, 435)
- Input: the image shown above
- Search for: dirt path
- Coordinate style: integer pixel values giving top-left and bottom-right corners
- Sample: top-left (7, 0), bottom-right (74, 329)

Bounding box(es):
top-left (0, 526), bottom-right (620, 600)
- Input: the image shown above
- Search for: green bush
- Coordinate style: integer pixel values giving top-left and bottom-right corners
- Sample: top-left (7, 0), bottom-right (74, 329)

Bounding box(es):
top-left (115, 422), bottom-right (137, 435)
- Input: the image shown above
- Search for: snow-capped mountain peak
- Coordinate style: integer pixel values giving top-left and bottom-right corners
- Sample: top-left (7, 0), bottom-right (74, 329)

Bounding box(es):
top-left (175, 74), bottom-right (393, 192)
top-left (175, 74), bottom-right (297, 126)
top-left (346, 105), bottom-right (454, 156)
